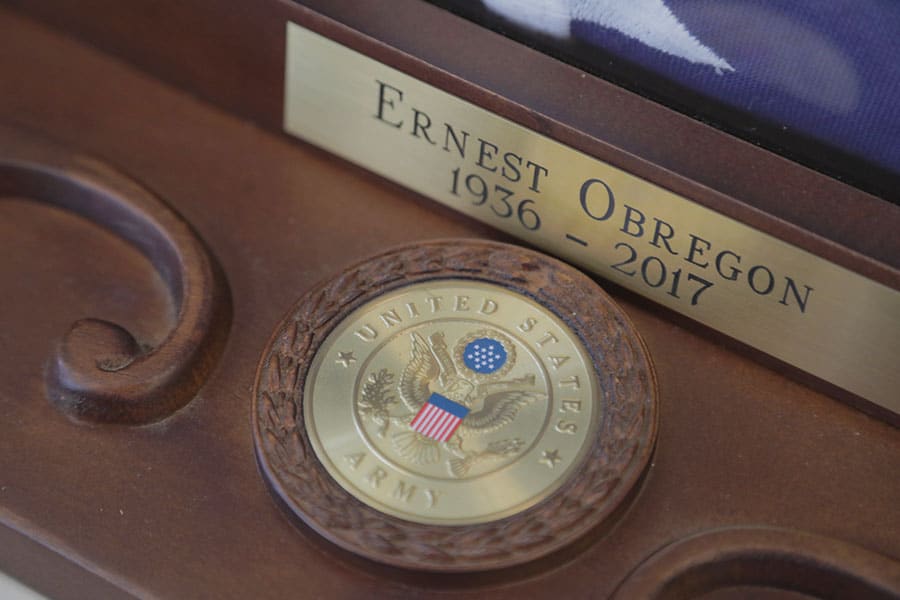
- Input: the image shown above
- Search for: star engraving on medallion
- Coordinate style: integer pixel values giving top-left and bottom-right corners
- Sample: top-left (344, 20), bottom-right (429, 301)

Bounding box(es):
top-left (539, 449), bottom-right (562, 468)
top-left (336, 351), bottom-right (357, 368)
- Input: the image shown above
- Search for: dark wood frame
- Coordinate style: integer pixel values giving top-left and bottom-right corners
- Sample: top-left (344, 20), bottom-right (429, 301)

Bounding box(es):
top-left (2, 4), bottom-right (899, 597)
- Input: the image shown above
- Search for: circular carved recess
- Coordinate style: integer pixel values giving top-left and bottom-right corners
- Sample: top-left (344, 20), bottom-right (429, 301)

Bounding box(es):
top-left (253, 239), bottom-right (658, 572)
top-left (612, 527), bottom-right (900, 599)
top-left (0, 126), bottom-right (230, 425)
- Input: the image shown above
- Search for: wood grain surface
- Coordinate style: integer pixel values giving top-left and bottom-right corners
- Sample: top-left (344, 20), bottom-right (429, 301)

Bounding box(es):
top-left (0, 7), bottom-right (897, 599)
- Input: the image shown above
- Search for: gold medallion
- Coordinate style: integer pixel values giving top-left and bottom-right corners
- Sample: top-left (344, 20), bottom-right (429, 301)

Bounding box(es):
top-left (305, 280), bottom-right (598, 525)
top-left (253, 240), bottom-right (658, 571)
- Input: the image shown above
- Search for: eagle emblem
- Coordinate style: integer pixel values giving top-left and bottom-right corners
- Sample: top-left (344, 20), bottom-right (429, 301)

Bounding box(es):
top-left (356, 329), bottom-right (548, 478)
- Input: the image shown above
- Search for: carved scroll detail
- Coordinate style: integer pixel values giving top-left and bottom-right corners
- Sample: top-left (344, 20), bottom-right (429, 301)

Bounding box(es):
top-left (612, 527), bottom-right (900, 598)
top-left (0, 128), bottom-right (229, 424)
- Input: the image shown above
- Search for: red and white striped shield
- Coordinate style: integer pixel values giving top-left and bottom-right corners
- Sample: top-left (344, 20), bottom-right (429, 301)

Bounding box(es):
top-left (409, 393), bottom-right (470, 442)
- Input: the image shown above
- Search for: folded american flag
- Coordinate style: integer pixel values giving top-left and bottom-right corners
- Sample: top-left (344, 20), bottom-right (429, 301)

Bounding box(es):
top-left (482, 0), bottom-right (900, 177)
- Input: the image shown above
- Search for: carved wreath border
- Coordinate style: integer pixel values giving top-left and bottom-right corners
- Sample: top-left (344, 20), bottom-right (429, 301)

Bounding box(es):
top-left (253, 240), bottom-right (658, 571)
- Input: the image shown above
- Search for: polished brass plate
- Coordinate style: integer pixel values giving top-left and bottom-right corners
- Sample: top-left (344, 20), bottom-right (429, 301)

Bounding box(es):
top-left (283, 21), bottom-right (900, 415)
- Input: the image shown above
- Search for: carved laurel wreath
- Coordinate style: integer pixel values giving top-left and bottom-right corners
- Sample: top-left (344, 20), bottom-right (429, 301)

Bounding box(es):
top-left (253, 240), bottom-right (658, 572)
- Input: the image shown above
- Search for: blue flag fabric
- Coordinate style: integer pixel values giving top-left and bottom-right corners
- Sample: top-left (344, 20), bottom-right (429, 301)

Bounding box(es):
top-left (482, 0), bottom-right (900, 176)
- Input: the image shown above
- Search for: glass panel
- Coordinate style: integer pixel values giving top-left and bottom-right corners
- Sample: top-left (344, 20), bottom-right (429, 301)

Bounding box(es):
top-left (428, 1), bottom-right (900, 203)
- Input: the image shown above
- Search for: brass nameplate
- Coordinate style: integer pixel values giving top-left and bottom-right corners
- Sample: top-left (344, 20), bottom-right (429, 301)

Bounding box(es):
top-left (283, 22), bottom-right (900, 414)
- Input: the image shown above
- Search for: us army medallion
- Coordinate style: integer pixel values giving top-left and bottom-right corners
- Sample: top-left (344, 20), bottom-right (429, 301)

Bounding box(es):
top-left (253, 240), bottom-right (658, 571)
